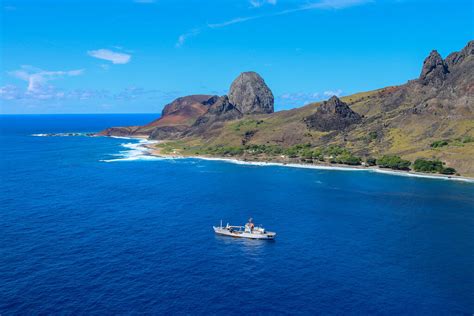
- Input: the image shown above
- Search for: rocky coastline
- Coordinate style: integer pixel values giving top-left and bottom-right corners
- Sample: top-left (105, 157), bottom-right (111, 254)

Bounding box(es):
top-left (99, 41), bottom-right (474, 177)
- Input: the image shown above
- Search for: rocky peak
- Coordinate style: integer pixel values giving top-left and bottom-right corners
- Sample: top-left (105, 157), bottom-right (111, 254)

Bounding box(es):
top-left (419, 50), bottom-right (449, 85)
top-left (304, 96), bottom-right (361, 131)
top-left (445, 40), bottom-right (474, 67)
top-left (463, 40), bottom-right (474, 56)
top-left (228, 71), bottom-right (274, 114)
top-left (320, 96), bottom-right (350, 114)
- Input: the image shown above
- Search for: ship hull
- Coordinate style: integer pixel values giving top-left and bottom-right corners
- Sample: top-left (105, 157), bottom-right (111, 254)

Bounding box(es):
top-left (213, 227), bottom-right (276, 240)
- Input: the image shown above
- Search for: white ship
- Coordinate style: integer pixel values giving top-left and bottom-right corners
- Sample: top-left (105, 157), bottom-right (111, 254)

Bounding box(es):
top-left (213, 218), bottom-right (276, 240)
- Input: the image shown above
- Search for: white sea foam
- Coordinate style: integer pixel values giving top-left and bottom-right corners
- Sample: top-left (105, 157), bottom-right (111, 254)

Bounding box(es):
top-left (100, 139), bottom-right (165, 162)
top-left (31, 132), bottom-right (91, 137)
top-left (180, 156), bottom-right (474, 183)
top-left (185, 156), bottom-right (368, 171)
top-left (100, 137), bottom-right (474, 183)
top-left (369, 168), bottom-right (474, 183)
top-left (109, 136), bottom-right (136, 140)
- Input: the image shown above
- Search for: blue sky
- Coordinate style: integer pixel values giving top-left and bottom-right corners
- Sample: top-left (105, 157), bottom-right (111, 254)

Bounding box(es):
top-left (1, 0), bottom-right (472, 114)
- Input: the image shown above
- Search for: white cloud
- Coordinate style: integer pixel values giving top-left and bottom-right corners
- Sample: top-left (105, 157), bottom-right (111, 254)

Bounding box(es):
top-left (306, 0), bottom-right (373, 9)
top-left (250, 0), bottom-right (277, 8)
top-left (176, 29), bottom-right (201, 48)
top-left (0, 85), bottom-right (22, 100)
top-left (208, 16), bottom-right (260, 28)
top-left (87, 49), bottom-right (131, 64)
top-left (9, 66), bottom-right (84, 95)
top-left (177, 0), bottom-right (372, 46)
top-left (0, 81), bottom-right (169, 102)
top-left (214, 0), bottom-right (372, 27)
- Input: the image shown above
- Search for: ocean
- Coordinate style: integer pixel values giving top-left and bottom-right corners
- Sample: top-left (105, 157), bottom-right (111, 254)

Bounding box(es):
top-left (1, 114), bottom-right (473, 314)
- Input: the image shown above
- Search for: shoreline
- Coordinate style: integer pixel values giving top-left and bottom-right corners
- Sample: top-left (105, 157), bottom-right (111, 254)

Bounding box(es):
top-left (138, 140), bottom-right (474, 183)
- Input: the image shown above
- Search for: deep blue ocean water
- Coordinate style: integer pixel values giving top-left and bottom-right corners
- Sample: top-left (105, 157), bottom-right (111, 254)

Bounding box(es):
top-left (1, 114), bottom-right (473, 314)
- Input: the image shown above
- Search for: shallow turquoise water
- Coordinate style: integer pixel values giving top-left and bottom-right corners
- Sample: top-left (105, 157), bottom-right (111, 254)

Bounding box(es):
top-left (1, 115), bottom-right (473, 314)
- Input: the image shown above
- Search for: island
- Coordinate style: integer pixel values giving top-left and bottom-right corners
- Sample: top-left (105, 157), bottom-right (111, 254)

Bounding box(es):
top-left (99, 40), bottom-right (474, 178)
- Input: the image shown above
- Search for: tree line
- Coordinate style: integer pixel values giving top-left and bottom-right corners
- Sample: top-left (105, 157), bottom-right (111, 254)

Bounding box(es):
top-left (198, 144), bottom-right (457, 175)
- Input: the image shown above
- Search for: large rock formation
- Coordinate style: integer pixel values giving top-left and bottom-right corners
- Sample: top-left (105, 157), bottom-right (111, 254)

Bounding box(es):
top-left (356, 40), bottom-right (473, 116)
top-left (228, 72), bottom-right (274, 114)
top-left (418, 50), bottom-right (449, 86)
top-left (99, 71), bottom-right (275, 139)
top-left (147, 72), bottom-right (273, 139)
top-left (304, 96), bottom-right (361, 131)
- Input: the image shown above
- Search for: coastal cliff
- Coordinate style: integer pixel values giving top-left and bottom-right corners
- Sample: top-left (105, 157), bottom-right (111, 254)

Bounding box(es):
top-left (99, 41), bottom-right (474, 176)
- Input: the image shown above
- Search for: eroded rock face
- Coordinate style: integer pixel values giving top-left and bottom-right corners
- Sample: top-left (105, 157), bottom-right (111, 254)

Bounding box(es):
top-left (192, 96), bottom-right (242, 127)
top-left (419, 50), bottom-right (449, 86)
top-left (228, 72), bottom-right (274, 114)
top-left (304, 96), bottom-right (361, 131)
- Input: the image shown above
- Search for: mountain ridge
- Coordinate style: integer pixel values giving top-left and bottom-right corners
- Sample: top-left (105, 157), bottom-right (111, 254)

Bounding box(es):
top-left (99, 40), bottom-right (473, 176)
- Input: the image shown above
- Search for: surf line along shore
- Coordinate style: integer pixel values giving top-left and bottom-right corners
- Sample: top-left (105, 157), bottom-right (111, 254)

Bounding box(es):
top-left (108, 136), bottom-right (474, 183)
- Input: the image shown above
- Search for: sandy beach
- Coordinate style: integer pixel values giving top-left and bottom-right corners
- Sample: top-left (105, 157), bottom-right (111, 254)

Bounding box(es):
top-left (138, 139), bottom-right (474, 183)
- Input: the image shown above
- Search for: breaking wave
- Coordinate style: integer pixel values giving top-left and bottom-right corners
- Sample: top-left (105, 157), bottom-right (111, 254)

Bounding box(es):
top-left (31, 132), bottom-right (94, 137)
top-left (100, 138), bottom-right (164, 162)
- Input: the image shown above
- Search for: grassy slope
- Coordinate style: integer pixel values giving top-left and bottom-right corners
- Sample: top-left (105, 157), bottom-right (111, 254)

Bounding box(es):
top-left (154, 87), bottom-right (474, 176)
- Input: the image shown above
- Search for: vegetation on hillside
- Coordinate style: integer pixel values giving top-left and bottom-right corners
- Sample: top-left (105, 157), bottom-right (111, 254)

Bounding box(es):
top-left (155, 142), bottom-right (459, 175)
top-left (413, 158), bottom-right (457, 175)
top-left (377, 155), bottom-right (411, 170)
top-left (431, 136), bottom-right (474, 148)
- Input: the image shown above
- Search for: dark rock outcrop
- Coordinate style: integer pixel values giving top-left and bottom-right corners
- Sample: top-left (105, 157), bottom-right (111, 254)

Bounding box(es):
top-left (208, 95), bottom-right (241, 118)
top-left (419, 50), bottom-right (449, 86)
top-left (186, 96), bottom-right (243, 136)
top-left (228, 72), bottom-right (274, 114)
top-left (304, 96), bottom-right (361, 131)
top-left (372, 40), bottom-right (473, 115)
